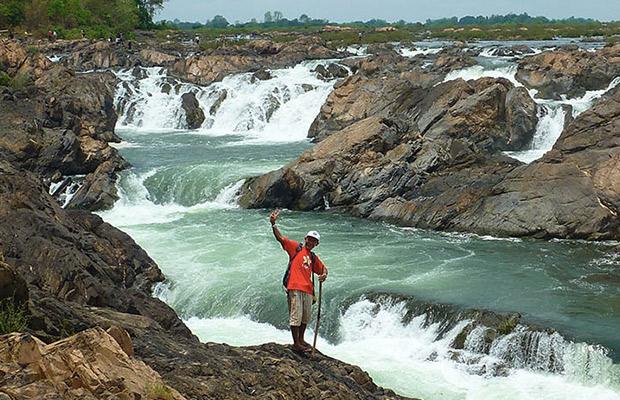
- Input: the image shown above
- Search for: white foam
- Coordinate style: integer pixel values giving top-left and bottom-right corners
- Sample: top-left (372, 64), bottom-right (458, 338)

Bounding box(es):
top-left (180, 298), bottom-right (620, 400)
top-left (560, 77), bottom-right (620, 117)
top-left (506, 104), bottom-right (566, 163)
top-left (443, 64), bottom-right (520, 86)
top-left (400, 47), bottom-right (442, 57)
top-left (114, 63), bottom-right (336, 145)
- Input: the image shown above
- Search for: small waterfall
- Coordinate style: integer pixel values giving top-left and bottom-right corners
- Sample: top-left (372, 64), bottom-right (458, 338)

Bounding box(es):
top-left (506, 104), bottom-right (566, 163)
top-left (345, 293), bottom-right (619, 387)
top-left (114, 67), bottom-right (190, 130)
top-left (113, 63), bottom-right (339, 143)
top-left (442, 64), bottom-right (520, 86)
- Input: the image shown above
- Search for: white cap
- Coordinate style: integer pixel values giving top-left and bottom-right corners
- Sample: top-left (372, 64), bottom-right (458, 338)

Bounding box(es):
top-left (306, 230), bottom-right (321, 242)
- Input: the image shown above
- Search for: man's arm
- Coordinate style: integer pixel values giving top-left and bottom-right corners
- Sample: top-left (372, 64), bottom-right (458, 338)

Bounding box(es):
top-left (270, 209), bottom-right (284, 244)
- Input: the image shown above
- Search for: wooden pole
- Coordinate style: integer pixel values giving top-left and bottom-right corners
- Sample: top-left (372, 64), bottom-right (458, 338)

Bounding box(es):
top-left (311, 280), bottom-right (323, 358)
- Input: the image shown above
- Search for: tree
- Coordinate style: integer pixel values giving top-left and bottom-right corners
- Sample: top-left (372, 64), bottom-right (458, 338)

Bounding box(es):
top-left (299, 13), bottom-right (309, 24)
top-left (134, 0), bottom-right (166, 28)
top-left (263, 11), bottom-right (272, 23)
top-left (273, 10), bottom-right (283, 22)
top-left (206, 14), bottom-right (228, 28)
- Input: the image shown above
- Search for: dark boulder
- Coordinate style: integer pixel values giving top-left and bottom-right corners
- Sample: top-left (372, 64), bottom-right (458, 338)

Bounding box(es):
top-left (0, 260), bottom-right (28, 304)
top-left (180, 92), bottom-right (205, 129)
top-left (250, 69), bottom-right (272, 83)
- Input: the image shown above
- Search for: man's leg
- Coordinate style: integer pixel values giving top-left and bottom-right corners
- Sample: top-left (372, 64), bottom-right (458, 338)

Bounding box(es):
top-left (298, 323), bottom-right (311, 349)
top-left (288, 291), bottom-right (310, 352)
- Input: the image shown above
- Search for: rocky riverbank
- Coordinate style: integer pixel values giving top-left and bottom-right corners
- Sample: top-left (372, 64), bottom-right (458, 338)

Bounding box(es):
top-left (0, 38), bottom-right (415, 399)
top-left (239, 42), bottom-right (620, 240)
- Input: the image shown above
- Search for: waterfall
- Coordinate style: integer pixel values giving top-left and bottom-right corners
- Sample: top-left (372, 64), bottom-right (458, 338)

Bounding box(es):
top-left (113, 62), bottom-right (338, 144)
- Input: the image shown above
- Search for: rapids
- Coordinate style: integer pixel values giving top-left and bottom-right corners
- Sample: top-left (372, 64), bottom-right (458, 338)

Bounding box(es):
top-left (98, 43), bottom-right (620, 400)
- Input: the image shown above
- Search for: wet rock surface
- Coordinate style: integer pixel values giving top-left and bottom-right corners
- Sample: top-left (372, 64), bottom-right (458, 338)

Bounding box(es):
top-left (180, 91), bottom-right (206, 129)
top-left (516, 43), bottom-right (620, 99)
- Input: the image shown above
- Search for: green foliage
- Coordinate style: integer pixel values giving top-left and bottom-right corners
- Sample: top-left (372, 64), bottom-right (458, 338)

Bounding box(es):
top-left (0, 0), bottom-right (25, 26)
top-left (0, 72), bottom-right (10, 86)
top-left (0, 297), bottom-right (30, 335)
top-left (2, 0), bottom-right (164, 35)
top-left (9, 72), bottom-right (31, 90)
top-left (145, 383), bottom-right (174, 400)
top-left (426, 12), bottom-right (597, 26)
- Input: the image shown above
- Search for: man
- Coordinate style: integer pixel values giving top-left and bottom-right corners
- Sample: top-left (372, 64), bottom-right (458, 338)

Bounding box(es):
top-left (270, 209), bottom-right (327, 353)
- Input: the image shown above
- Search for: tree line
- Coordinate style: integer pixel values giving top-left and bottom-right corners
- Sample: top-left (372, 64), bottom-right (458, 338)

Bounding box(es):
top-left (165, 11), bottom-right (604, 30)
top-left (0, 0), bottom-right (165, 37)
top-left (425, 13), bottom-right (596, 26)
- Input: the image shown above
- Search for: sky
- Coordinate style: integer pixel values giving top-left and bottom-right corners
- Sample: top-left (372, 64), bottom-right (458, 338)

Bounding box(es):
top-left (156, 0), bottom-right (620, 24)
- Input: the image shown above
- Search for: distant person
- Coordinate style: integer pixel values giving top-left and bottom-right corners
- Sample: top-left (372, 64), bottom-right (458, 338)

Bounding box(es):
top-left (81, 29), bottom-right (85, 38)
top-left (47, 30), bottom-right (52, 42)
top-left (270, 209), bottom-right (328, 353)
top-left (8, 30), bottom-right (13, 40)
top-left (52, 31), bottom-right (57, 42)
top-left (194, 35), bottom-right (200, 46)
top-left (358, 32), bottom-right (362, 42)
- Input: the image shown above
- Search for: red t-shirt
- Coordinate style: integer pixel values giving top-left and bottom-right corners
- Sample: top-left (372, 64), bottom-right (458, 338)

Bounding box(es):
top-left (281, 237), bottom-right (326, 294)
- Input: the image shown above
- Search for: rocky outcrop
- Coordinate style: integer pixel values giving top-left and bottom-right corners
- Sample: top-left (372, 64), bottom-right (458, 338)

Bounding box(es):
top-left (239, 62), bottom-right (620, 239)
top-left (436, 84), bottom-right (620, 239)
top-left (0, 327), bottom-right (185, 400)
top-left (309, 74), bottom-right (538, 145)
top-left (180, 92), bottom-right (206, 129)
top-left (0, 161), bottom-right (189, 340)
top-left (0, 41), bottom-right (127, 211)
top-left (172, 36), bottom-right (348, 85)
top-left (516, 43), bottom-right (620, 99)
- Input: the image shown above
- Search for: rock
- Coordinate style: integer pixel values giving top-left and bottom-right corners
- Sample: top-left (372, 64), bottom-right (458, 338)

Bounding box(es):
top-left (505, 86), bottom-right (539, 150)
top-left (309, 75), bottom-right (538, 151)
top-left (250, 69), bottom-right (272, 83)
top-left (0, 160), bottom-right (192, 340)
top-left (0, 327), bottom-right (186, 400)
top-left (66, 159), bottom-right (122, 211)
top-left (209, 89), bottom-right (227, 116)
top-left (327, 62), bottom-right (349, 78)
top-left (139, 48), bottom-right (179, 65)
top-left (308, 75), bottom-right (423, 141)
top-left (180, 92), bottom-right (205, 129)
top-left (172, 36), bottom-right (347, 85)
top-left (516, 45), bottom-right (620, 99)
top-left (313, 64), bottom-right (330, 80)
top-left (247, 39), bottom-right (283, 55)
top-left (0, 40), bottom-right (27, 76)
top-left (0, 260), bottom-right (28, 303)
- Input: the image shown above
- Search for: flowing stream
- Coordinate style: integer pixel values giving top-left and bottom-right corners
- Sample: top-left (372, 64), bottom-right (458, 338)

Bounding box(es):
top-left (98, 44), bottom-right (620, 400)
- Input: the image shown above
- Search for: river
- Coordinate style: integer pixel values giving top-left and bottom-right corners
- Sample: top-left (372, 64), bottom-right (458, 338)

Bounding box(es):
top-left (96, 40), bottom-right (620, 400)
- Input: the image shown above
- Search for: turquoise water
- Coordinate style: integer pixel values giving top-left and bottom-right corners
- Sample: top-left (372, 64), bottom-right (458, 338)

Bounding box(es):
top-left (100, 127), bottom-right (620, 400)
top-left (97, 58), bottom-right (620, 399)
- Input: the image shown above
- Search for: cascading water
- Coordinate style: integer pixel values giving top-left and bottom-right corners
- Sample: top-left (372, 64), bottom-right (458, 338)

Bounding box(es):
top-left (439, 42), bottom-right (617, 164)
top-left (98, 45), bottom-right (620, 400)
top-left (114, 61), bottom-right (335, 143)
